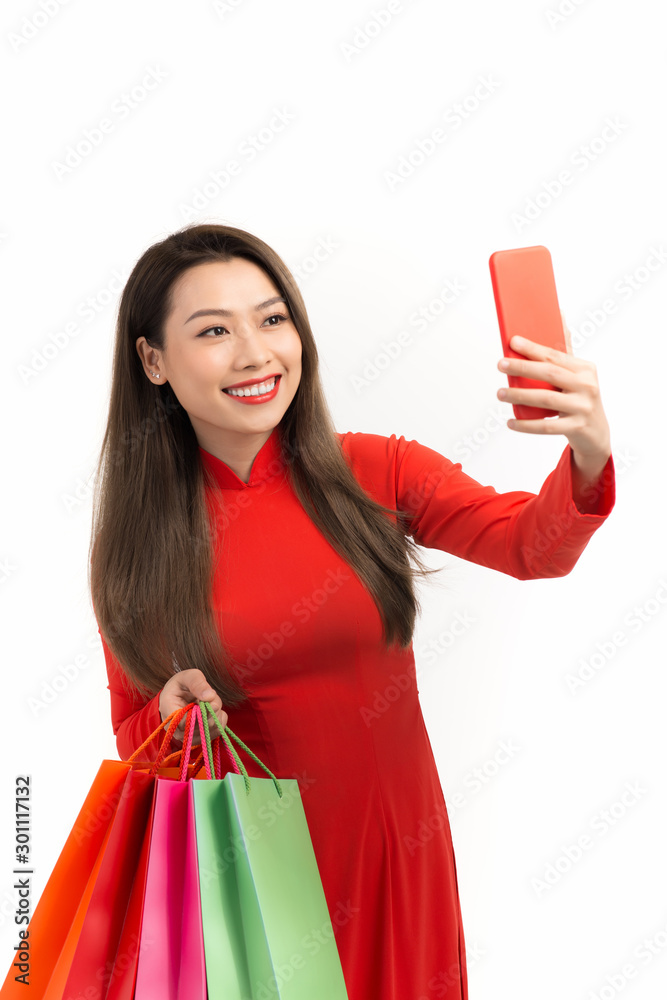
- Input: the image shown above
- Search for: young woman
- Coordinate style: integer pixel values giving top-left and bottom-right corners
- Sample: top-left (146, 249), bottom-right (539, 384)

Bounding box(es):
top-left (89, 223), bottom-right (615, 999)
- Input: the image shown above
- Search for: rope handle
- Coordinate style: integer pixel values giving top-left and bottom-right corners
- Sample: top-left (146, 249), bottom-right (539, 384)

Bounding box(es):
top-left (126, 702), bottom-right (209, 771)
top-left (127, 704), bottom-right (191, 773)
top-left (159, 739), bottom-right (217, 775)
top-left (178, 707), bottom-right (196, 782)
top-left (199, 701), bottom-right (283, 797)
top-left (167, 703), bottom-right (215, 781)
top-left (125, 700), bottom-right (283, 796)
top-left (212, 734), bottom-right (222, 779)
top-left (126, 702), bottom-right (220, 777)
top-left (193, 704), bottom-right (214, 779)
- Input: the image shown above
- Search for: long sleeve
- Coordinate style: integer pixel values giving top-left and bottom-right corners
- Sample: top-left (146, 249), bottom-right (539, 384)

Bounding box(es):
top-left (100, 627), bottom-right (163, 761)
top-left (339, 432), bottom-right (615, 580)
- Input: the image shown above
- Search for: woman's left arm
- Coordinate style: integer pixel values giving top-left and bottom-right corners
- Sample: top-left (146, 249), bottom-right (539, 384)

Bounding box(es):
top-left (496, 317), bottom-right (612, 515)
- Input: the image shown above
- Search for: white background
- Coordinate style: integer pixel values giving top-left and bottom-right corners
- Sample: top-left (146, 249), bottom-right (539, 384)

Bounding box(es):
top-left (1, 0), bottom-right (666, 997)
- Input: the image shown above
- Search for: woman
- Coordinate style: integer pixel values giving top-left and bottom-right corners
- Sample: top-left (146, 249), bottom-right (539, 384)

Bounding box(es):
top-left (90, 223), bottom-right (615, 999)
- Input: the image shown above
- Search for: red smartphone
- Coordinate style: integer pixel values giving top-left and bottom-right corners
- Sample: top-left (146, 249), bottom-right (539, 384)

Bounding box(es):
top-left (489, 245), bottom-right (567, 420)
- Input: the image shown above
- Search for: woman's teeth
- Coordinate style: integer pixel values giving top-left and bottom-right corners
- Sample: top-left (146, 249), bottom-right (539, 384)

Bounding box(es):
top-left (224, 377), bottom-right (277, 397)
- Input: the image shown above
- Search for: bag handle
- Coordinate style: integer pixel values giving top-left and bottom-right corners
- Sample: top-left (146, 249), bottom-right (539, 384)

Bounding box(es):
top-left (145, 701), bottom-right (216, 781)
top-left (127, 704), bottom-right (192, 772)
top-left (199, 701), bottom-right (283, 797)
top-left (125, 701), bottom-right (283, 796)
top-left (177, 705), bottom-right (197, 781)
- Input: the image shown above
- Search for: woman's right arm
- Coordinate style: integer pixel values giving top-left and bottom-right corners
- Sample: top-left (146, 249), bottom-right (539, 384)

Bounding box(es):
top-left (103, 632), bottom-right (163, 761)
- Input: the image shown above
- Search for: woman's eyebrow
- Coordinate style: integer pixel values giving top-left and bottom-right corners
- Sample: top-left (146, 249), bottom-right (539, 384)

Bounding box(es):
top-left (185, 296), bottom-right (286, 324)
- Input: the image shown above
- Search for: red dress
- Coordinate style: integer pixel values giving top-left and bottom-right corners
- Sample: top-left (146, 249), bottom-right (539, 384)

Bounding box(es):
top-left (101, 427), bottom-right (616, 999)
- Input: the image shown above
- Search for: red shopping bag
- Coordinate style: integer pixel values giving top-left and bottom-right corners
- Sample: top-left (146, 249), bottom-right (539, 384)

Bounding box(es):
top-left (0, 706), bottom-right (206, 1000)
top-left (104, 791), bottom-right (155, 1000)
top-left (50, 767), bottom-right (155, 1000)
top-left (133, 706), bottom-right (209, 1000)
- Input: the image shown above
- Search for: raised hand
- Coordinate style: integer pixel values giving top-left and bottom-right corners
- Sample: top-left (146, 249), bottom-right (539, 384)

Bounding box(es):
top-left (496, 314), bottom-right (611, 476)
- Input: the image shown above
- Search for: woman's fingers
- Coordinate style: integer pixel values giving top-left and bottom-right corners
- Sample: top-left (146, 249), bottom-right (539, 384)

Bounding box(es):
top-left (184, 675), bottom-right (229, 735)
top-left (172, 676), bottom-right (228, 742)
top-left (176, 670), bottom-right (216, 704)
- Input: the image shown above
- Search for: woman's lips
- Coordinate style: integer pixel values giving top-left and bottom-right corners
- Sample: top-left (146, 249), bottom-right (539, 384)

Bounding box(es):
top-left (222, 374), bottom-right (281, 404)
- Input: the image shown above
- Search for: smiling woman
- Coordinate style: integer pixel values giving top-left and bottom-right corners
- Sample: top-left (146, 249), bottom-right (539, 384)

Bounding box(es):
top-left (88, 222), bottom-right (616, 1000)
top-left (135, 257), bottom-right (303, 482)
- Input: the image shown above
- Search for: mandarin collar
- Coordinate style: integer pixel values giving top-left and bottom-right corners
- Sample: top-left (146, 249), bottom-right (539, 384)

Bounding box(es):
top-left (198, 425), bottom-right (286, 490)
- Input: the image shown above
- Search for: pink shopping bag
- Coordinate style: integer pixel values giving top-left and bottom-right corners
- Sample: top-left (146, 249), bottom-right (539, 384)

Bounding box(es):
top-left (133, 707), bottom-right (208, 1000)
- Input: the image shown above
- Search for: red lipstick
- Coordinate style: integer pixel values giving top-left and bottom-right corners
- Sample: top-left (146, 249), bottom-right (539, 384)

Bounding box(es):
top-left (221, 374), bottom-right (281, 405)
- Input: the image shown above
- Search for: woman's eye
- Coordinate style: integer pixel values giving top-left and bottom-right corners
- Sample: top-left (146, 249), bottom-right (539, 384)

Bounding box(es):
top-left (198, 314), bottom-right (287, 338)
top-left (199, 326), bottom-right (228, 337)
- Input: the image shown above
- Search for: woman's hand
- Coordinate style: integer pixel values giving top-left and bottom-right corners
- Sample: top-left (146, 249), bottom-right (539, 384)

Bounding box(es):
top-left (496, 314), bottom-right (612, 482)
top-left (158, 669), bottom-right (228, 746)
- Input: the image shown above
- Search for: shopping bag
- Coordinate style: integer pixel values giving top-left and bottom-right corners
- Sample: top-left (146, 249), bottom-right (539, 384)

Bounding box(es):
top-left (134, 705), bottom-right (207, 1000)
top-left (193, 701), bottom-right (350, 1000)
top-left (55, 767), bottom-right (155, 1000)
top-left (0, 704), bottom-right (205, 1000)
top-left (103, 705), bottom-right (219, 1000)
top-left (0, 759), bottom-right (131, 998)
top-left (104, 791), bottom-right (155, 1000)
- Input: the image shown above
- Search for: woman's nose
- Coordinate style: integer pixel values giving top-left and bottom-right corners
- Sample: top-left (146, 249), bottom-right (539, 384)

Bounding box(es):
top-left (232, 326), bottom-right (272, 368)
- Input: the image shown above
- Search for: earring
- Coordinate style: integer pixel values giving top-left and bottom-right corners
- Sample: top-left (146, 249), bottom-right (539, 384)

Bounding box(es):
top-left (150, 372), bottom-right (161, 379)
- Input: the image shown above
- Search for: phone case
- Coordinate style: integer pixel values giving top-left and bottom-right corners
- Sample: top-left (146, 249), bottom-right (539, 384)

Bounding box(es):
top-left (489, 245), bottom-right (567, 420)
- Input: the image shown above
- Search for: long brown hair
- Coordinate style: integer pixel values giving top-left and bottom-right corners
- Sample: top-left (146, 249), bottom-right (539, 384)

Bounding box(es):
top-left (88, 222), bottom-right (442, 707)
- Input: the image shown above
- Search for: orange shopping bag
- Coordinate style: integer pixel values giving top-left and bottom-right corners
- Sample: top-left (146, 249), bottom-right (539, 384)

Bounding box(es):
top-left (0, 706), bottom-right (211, 1000)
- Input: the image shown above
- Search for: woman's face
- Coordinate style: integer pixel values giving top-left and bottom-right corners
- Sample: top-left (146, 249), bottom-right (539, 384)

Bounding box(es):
top-left (140, 257), bottom-right (302, 456)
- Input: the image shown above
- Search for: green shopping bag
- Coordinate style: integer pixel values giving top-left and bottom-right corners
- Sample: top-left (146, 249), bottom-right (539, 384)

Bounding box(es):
top-left (192, 702), bottom-right (349, 1000)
